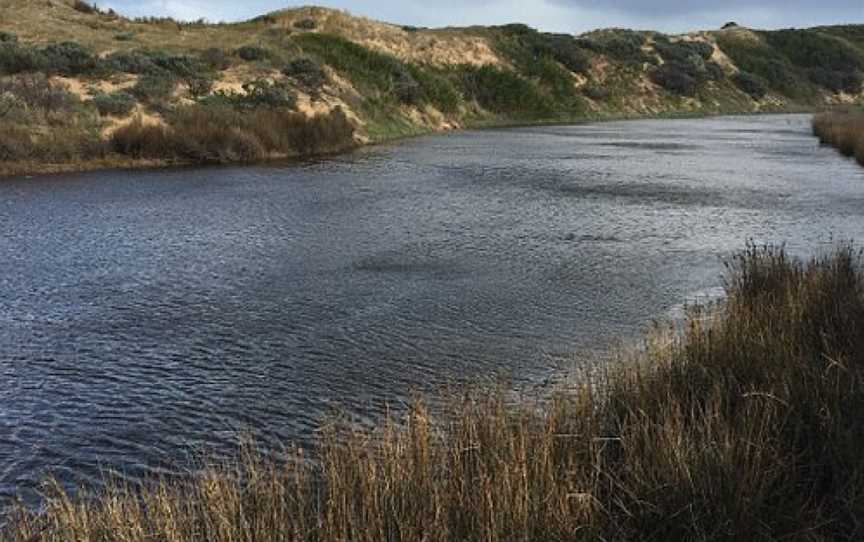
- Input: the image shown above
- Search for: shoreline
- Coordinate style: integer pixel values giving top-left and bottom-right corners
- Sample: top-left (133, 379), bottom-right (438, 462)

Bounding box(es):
top-left (0, 106), bottom-right (820, 181)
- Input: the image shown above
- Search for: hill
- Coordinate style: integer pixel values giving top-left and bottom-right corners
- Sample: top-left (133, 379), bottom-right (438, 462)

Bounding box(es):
top-left (1, 0), bottom-right (863, 175)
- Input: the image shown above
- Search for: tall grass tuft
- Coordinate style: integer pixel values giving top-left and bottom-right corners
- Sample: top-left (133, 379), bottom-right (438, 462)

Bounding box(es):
top-left (813, 110), bottom-right (864, 166)
top-left (5, 243), bottom-right (864, 541)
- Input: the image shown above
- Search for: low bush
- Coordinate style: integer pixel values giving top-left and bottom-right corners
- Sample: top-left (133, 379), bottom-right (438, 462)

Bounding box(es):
top-left (0, 43), bottom-right (43, 74)
top-left (808, 67), bottom-right (863, 94)
top-left (234, 45), bottom-right (271, 62)
top-left (651, 62), bottom-right (698, 96)
top-left (0, 32), bottom-right (17, 44)
top-left (293, 19), bottom-right (317, 30)
top-left (113, 32), bottom-right (135, 42)
top-left (283, 57), bottom-right (327, 91)
top-left (582, 85), bottom-right (610, 100)
top-left (40, 41), bottom-right (98, 76)
top-left (131, 73), bottom-right (178, 103)
top-left (199, 48), bottom-right (232, 71)
top-left (71, 1), bottom-right (98, 14)
top-left (90, 91), bottom-right (137, 116)
top-left (458, 64), bottom-right (553, 116)
top-left (293, 33), bottom-right (421, 106)
top-left (184, 76), bottom-right (214, 99)
top-left (0, 74), bottom-right (79, 114)
top-left (406, 64), bottom-right (461, 113)
top-left (733, 70), bottom-right (768, 99)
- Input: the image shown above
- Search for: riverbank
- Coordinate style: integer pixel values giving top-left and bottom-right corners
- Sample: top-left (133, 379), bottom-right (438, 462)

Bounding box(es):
top-left (5, 242), bottom-right (864, 541)
top-left (813, 109), bottom-right (864, 166)
top-left (0, 105), bottom-right (815, 180)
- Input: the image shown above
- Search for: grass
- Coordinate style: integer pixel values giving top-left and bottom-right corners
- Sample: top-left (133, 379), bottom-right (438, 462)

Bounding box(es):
top-left (4, 243), bottom-right (864, 541)
top-left (812, 110), bottom-right (864, 165)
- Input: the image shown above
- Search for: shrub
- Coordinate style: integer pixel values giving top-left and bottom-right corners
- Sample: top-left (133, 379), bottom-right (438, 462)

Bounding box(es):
top-left (652, 62), bottom-right (698, 95)
top-left (582, 85), bottom-right (610, 100)
top-left (654, 38), bottom-right (714, 65)
top-left (458, 64), bottom-right (552, 116)
top-left (105, 50), bottom-right (156, 74)
top-left (40, 41), bottom-right (98, 76)
top-left (234, 45), bottom-right (270, 62)
top-left (240, 79), bottom-right (296, 108)
top-left (113, 32), bottom-right (135, 42)
top-left (72, 1), bottom-right (98, 14)
top-left (131, 72), bottom-right (178, 102)
top-left (705, 61), bottom-right (726, 81)
top-left (200, 48), bottom-right (232, 71)
top-left (90, 91), bottom-right (137, 116)
top-left (282, 57), bottom-right (327, 91)
top-left (406, 64), bottom-right (461, 113)
top-left (293, 19), bottom-right (317, 30)
top-left (294, 34), bottom-right (424, 106)
top-left (0, 74), bottom-right (79, 113)
top-left (733, 70), bottom-right (768, 99)
top-left (0, 32), bottom-right (17, 44)
top-left (808, 67), bottom-right (863, 94)
top-left (185, 76), bottom-right (214, 99)
top-left (0, 121), bottom-right (35, 160)
top-left (0, 43), bottom-right (42, 74)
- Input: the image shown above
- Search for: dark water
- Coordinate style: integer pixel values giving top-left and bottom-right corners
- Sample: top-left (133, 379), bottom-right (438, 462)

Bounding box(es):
top-left (2, 114), bottom-right (863, 504)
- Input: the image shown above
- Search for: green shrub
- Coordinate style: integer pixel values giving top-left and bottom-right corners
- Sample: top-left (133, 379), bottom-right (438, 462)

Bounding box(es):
top-left (0, 122), bottom-right (35, 160)
top-left (105, 50), bottom-right (156, 74)
top-left (72, 1), bottom-right (98, 14)
top-left (131, 72), bottom-right (178, 102)
top-left (582, 85), bottom-right (610, 100)
top-left (458, 64), bottom-right (552, 116)
top-left (113, 32), bottom-right (135, 42)
top-left (294, 33), bottom-right (422, 105)
top-left (0, 43), bottom-right (42, 74)
top-left (0, 74), bottom-right (79, 114)
top-left (293, 19), bottom-right (317, 30)
top-left (185, 76), bottom-right (214, 99)
top-left (652, 62), bottom-right (698, 95)
top-left (283, 57), bottom-right (328, 91)
top-left (234, 45), bottom-right (271, 62)
top-left (90, 91), bottom-right (137, 116)
top-left (406, 64), bottom-right (461, 113)
top-left (0, 32), bottom-right (17, 44)
top-left (808, 67), bottom-right (863, 94)
top-left (40, 42), bottom-right (98, 76)
top-left (733, 70), bottom-right (768, 99)
top-left (200, 48), bottom-right (232, 71)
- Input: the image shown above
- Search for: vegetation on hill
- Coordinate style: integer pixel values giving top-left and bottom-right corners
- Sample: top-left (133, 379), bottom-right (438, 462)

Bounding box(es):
top-left (5, 243), bottom-right (864, 540)
top-left (0, 0), bottom-right (863, 175)
top-left (813, 109), bottom-right (864, 165)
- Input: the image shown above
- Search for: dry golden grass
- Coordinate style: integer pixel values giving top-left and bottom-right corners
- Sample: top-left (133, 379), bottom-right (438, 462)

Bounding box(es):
top-left (4, 242), bottom-right (864, 541)
top-left (813, 110), bottom-right (864, 166)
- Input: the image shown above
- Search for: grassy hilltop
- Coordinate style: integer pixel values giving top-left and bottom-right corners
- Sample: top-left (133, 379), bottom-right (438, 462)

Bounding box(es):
top-left (0, 0), bottom-right (863, 175)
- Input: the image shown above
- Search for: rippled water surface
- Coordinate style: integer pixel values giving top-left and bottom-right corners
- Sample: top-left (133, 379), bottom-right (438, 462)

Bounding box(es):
top-left (2, 114), bottom-right (864, 503)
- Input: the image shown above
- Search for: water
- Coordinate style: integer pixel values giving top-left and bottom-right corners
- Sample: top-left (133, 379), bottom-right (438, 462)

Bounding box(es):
top-left (1, 114), bottom-right (863, 504)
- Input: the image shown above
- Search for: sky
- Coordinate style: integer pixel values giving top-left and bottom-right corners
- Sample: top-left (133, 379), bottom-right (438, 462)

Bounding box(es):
top-left (98, 0), bottom-right (864, 34)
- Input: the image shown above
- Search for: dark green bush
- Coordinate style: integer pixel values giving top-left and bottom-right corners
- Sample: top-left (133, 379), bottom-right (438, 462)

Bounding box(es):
top-left (705, 61), bottom-right (726, 81)
top-left (458, 64), bottom-right (552, 116)
top-left (733, 70), bottom-right (768, 99)
top-left (0, 43), bottom-right (42, 74)
top-left (240, 79), bottom-right (296, 108)
top-left (293, 19), bottom-right (317, 30)
top-left (200, 48), bottom-right (232, 71)
top-left (652, 62), bottom-right (698, 95)
top-left (234, 45), bottom-right (271, 62)
top-left (294, 33), bottom-right (423, 106)
top-left (283, 57), bottom-right (328, 90)
top-left (131, 72), bottom-right (178, 102)
top-left (91, 91), bottom-right (137, 116)
top-left (40, 42), bottom-right (98, 75)
top-left (0, 74), bottom-right (79, 113)
top-left (185, 76), bottom-right (214, 98)
top-left (105, 50), bottom-right (156, 74)
top-left (0, 32), bottom-right (17, 44)
top-left (582, 85), bottom-right (610, 100)
top-left (113, 32), bottom-right (135, 42)
top-left (406, 64), bottom-right (461, 113)
top-left (654, 38), bottom-right (714, 65)
top-left (72, 1), bottom-right (98, 14)
top-left (808, 67), bottom-right (863, 94)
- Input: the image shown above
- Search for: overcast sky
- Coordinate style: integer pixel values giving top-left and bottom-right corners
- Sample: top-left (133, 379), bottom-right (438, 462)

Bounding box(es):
top-left (98, 1), bottom-right (864, 34)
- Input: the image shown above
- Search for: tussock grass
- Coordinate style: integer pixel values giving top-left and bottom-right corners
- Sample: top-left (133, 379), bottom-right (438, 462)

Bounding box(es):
top-left (5, 243), bottom-right (864, 541)
top-left (813, 110), bottom-right (864, 166)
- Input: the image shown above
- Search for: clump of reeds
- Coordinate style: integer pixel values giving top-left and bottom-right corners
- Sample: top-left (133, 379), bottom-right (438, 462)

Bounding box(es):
top-left (5, 242), bottom-right (864, 541)
top-left (813, 110), bottom-right (864, 166)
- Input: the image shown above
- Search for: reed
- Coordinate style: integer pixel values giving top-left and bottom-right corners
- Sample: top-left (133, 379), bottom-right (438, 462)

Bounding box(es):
top-left (5, 242), bottom-right (864, 541)
top-left (813, 110), bottom-right (864, 166)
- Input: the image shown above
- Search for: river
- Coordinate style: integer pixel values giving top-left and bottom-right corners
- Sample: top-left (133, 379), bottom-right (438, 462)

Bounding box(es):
top-left (1, 113), bottom-right (863, 504)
